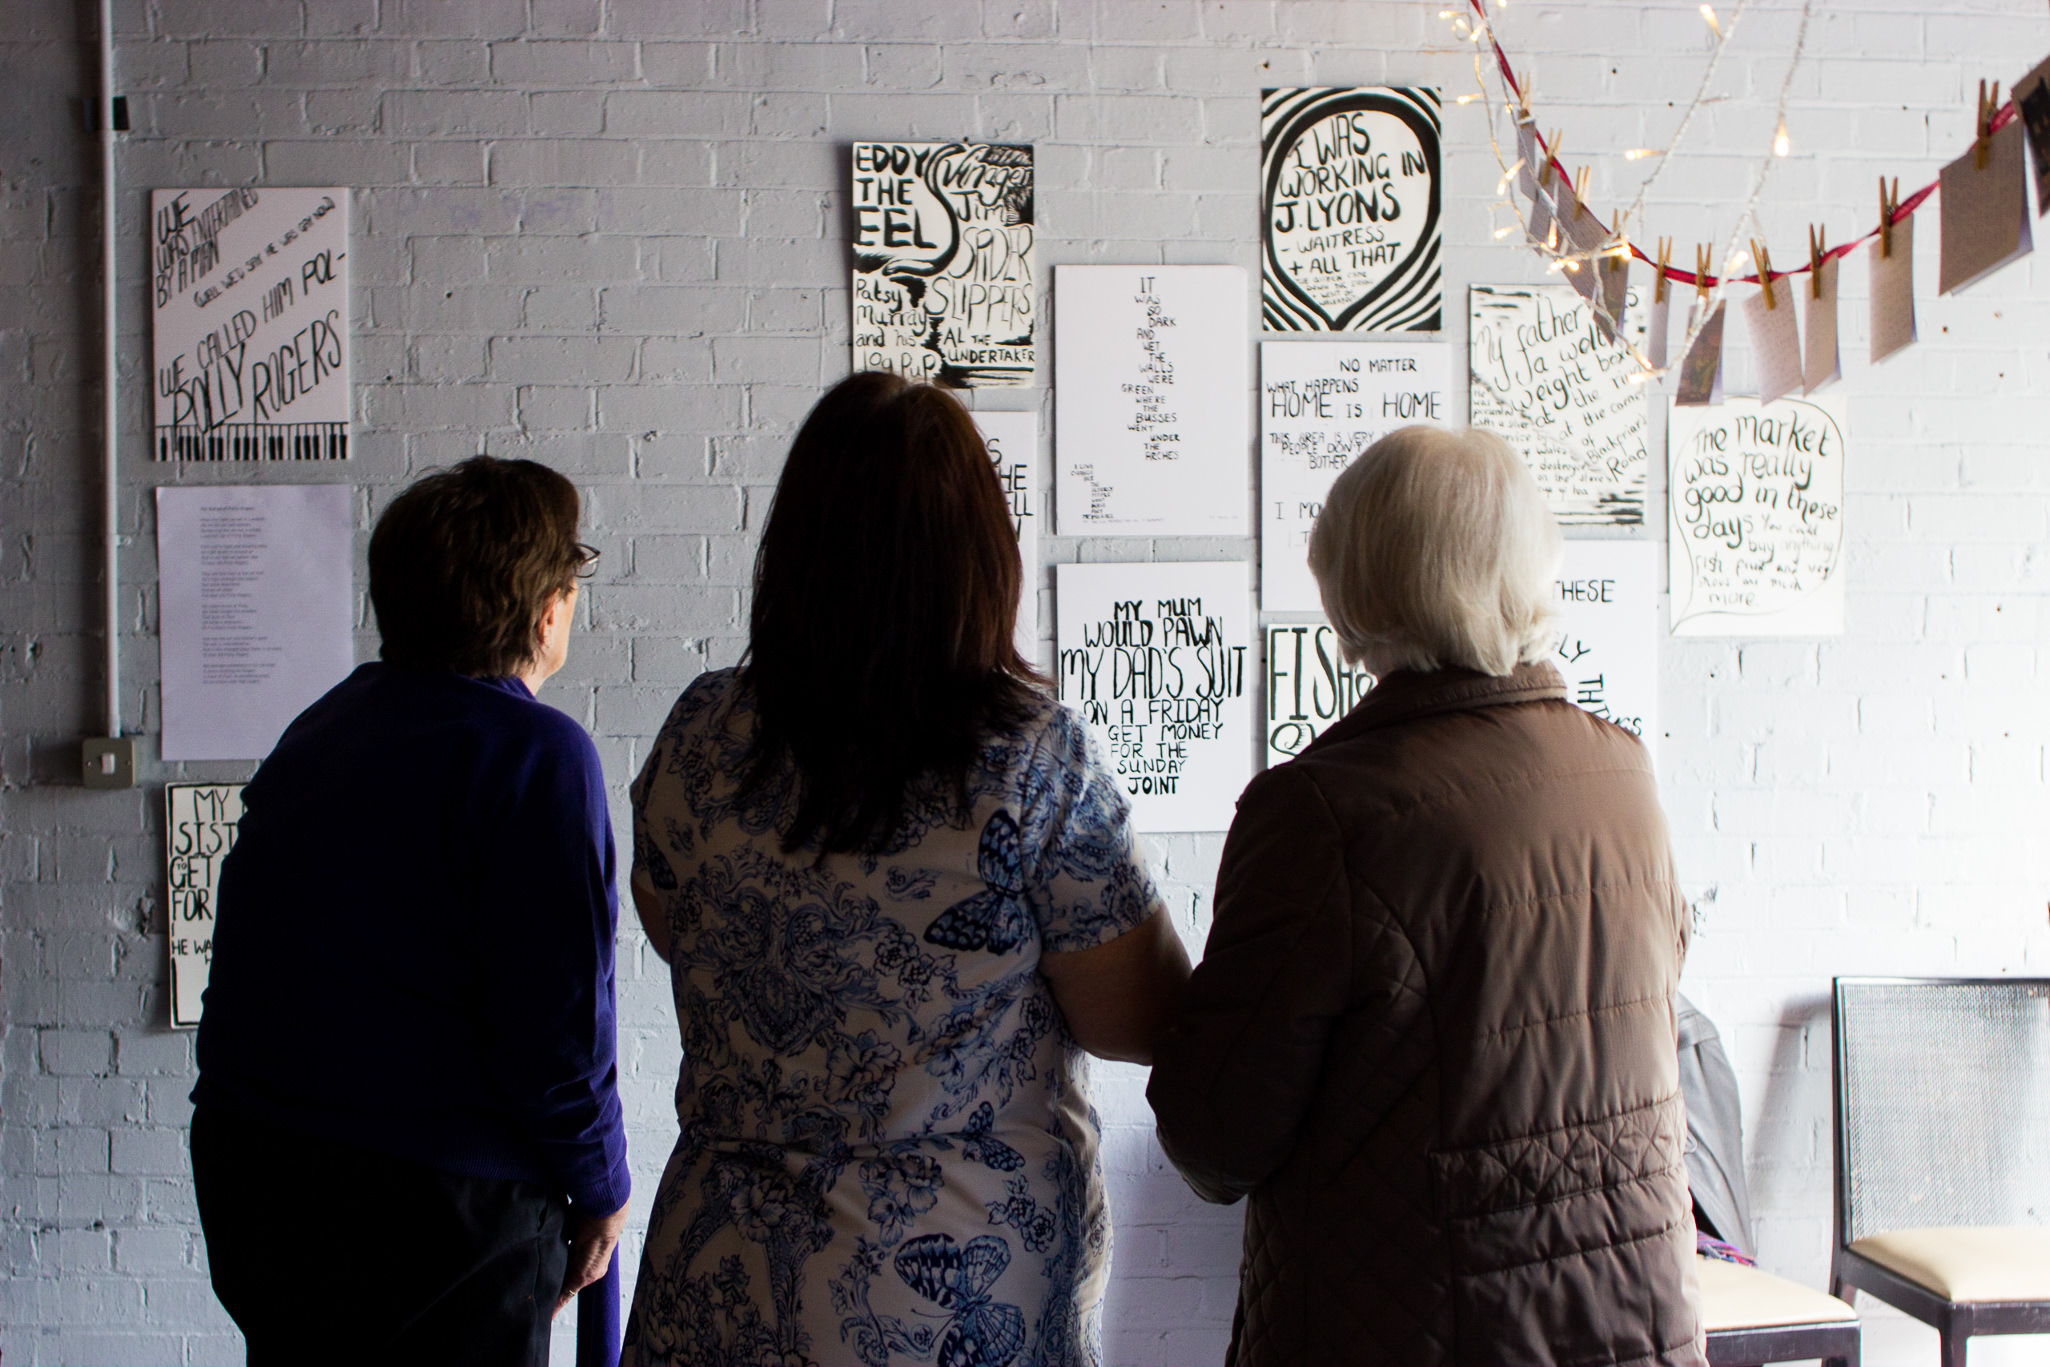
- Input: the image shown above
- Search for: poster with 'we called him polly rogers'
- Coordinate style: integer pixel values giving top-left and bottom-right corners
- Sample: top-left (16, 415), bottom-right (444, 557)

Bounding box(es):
top-left (152, 187), bottom-right (350, 461)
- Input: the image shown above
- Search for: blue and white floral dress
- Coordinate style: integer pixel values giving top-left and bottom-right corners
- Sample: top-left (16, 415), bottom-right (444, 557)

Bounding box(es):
top-left (622, 669), bottom-right (1164, 1367)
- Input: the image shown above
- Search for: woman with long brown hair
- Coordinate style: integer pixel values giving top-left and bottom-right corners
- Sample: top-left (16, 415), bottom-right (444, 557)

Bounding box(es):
top-left (622, 372), bottom-right (1189, 1367)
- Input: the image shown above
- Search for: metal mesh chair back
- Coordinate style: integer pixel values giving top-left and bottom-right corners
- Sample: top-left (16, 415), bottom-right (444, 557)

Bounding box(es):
top-left (1836, 978), bottom-right (2050, 1242)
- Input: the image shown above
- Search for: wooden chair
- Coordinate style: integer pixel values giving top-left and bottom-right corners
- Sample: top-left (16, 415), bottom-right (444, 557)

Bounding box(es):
top-left (1700, 1254), bottom-right (1858, 1366)
top-left (1829, 977), bottom-right (2050, 1367)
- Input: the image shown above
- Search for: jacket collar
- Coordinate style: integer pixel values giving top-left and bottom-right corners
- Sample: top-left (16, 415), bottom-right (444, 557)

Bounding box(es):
top-left (1306, 660), bottom-right (1568, 754)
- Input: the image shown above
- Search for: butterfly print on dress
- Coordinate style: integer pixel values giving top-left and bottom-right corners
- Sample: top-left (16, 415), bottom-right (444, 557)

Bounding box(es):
top-left (958, 1101), bottom-right (1024, 1173)
top-left (924, 811), bottom-right (1034, 954)
top-left (893, 1233), bottom-right (1027, 1367)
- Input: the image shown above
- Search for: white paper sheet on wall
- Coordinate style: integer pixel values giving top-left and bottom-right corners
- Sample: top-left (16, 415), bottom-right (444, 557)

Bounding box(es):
top-left (1469, 284), bottom-right (1649, 526)
top-left (971, 410), bottom-right (1042, 663)
top-left (1259, 340), bottom-right (1449, 612)
top-left (1056, 561), bottom-right (1253, 833)
top-left (1552, 541), bottom-right (1659, 761)
top-left (1054, 265), bottom-right (1250, 536)
top-left (166, 782), bottom-right (244, 1029)
top-left (157, 484), bottom-right (357, 760)
top-left (1668, 395), bottom-right (1847, 637)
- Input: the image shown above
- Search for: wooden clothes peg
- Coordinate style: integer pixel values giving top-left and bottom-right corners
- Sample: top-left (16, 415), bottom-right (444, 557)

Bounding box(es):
top-left (1807, 225), bottom-right (1827, 299)
top-left (1878, 176), bottom-right (1900, 258)
top-left (1975, 79), bottom-right (2001, 169)
top-left (1538, 130), bottom-right (1562, 189)
top-left (1655, 237), bottom-right (1673, 304)
top-left (1694, 243), bottom-right (1713, 302)
top-left (1572, 166), bottom-right (1591, 218)
top-left (1751, 238), bottom-right (1776, 309)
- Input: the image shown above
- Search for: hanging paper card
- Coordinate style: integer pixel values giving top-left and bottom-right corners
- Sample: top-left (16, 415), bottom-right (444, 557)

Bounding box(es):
top-left (1469, 284), bottom-right (1649, 526)
top-left (166, 783), bottom-right (244, 1029)
top-left (971, 410), bottom-right (1041, 660)
top-left (1668, 395), bottom-right (1846, 637)
top-left (1646, 288), bottom-right (1671, 371)
top-left (1054, 265), bottom-right (1250, 536)
top-left (1741, 285), bottom-right (1803, 406)
top-left (1259, 340), bottom-right (1451, 611)
top-left (1595, 254), bottom-right (1630, 344)
top-left (1551, 541), bottom-right (1659, 761)
top-left (1263, 621), bottom-right (1374, 769)
top-left (151, 187), bottom-right (350, 460)
top-left (2015, 56), bottom-right (2050, 215)
top-left (1869, 217), bottom-right (1917, 364)
top-left (851, 142), bottom-right (1035, 386)
top-left (1939, 120), bottom-right (2032, 295)
top-left (1519, 123), bottom-right (1556, 252)
top-left (1802, 255), bottom-right (1841, 394)
top-left (1549, 184), bottom-right (1608, 305)
top-left (1055, 561), bottom-right (1253, 833)
top-left (1261, 87), bottom-right (1442, 332)
top-left (1673, 301), bottom-right (1726, 407)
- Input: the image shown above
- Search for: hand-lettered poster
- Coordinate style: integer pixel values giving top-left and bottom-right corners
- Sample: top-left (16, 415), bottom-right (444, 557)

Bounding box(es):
top-left (1669, 395), bottom-right (1846, 636)
top-left (1054, 265), bottom-right (1250, 536)
top-left (971, 410), bottom-right (1042, 661)
top-left (1263, 621), bottom-right (1373, 769)
top-left (166, 783), bottom-right (245, 1029)
top-left (1261, 87), bottom-right (1442, 333)
top-left (851, 142), bottom-right (1035, 386)
top-left (1259, 340), bottom-right (1450, 611)
top-left (1469, 284), bottom-right (1650, 525)
top-left (1552, 542), bottom-right (1659, 758)
top-left (1056, 562), bottom-right (1253, 833)
top-left (151, 188), bottom-right (349, 460)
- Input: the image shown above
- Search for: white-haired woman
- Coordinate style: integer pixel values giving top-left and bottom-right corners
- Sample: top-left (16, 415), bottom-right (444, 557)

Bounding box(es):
top-left (1147, 426), bottom-right (1704, 1367)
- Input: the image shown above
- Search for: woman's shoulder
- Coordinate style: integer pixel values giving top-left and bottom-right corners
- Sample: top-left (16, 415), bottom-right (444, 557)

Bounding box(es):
top-left (656, 666), bottom-right (748, 741)
top-left (978, 688), bottom-right (1089, 780)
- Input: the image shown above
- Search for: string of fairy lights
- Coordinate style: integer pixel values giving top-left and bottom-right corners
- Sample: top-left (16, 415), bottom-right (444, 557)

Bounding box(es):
top-left (1444, 0), bottom-right (2009, 381)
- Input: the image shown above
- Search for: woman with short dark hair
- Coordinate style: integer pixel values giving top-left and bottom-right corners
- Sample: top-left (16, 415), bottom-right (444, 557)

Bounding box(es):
top-left (192, 456), bottom-right (629, 1367)
top-left (622, 373), bottom-right (1190, 1367)
top-left (1148, 426), bottom-right (1704, 1367)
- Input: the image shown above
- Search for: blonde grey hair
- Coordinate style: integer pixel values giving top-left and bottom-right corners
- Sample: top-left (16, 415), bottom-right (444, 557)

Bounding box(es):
top-left (1307, 425), bottom-right (1562, 677)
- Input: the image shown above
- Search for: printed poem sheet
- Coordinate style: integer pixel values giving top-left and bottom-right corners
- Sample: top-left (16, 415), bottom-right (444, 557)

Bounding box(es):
top-left (157, 485), bottom-right (356, 759)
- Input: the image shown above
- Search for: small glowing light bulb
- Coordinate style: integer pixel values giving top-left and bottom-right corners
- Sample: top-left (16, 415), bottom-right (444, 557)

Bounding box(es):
top-left (1772, 117), bottom-right (1791, 157)
top-left (1700, 4), bottom-right (1722, 38)
top-left (1494, 225), bottom-right (1516, 239)
top-left (1456, 93), bottom-right (1480, 105)
top-left (1624, 148), bottom-right (1659, 161)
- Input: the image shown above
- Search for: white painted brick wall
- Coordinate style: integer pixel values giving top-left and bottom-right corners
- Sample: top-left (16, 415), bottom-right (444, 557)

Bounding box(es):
top-left (4, 2), bottom-right (2048, 1363)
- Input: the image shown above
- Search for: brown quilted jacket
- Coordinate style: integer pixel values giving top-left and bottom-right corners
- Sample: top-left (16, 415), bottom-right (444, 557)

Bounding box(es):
top-left (1148, 663), bottom-right (1705, 1367)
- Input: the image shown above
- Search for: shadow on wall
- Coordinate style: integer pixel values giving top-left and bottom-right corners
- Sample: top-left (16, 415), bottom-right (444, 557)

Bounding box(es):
top-left (1741, 994), bottom-right (1833, 1271)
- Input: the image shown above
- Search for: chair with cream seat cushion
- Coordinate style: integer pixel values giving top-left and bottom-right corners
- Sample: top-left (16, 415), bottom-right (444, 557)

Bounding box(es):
top-left (1699, 1255), bottom-right (1859, 1367)
top-left (1829, 978), bottom-right (2050, 1367)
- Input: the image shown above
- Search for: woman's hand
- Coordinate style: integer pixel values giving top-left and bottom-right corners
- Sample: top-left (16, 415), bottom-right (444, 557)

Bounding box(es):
top-left (555, 1201), bottom-right (630, 1315)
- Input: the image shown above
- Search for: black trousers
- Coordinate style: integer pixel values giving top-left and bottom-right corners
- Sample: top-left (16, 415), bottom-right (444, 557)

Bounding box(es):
top-left (192, 1104), bottom-right (569, 1367)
